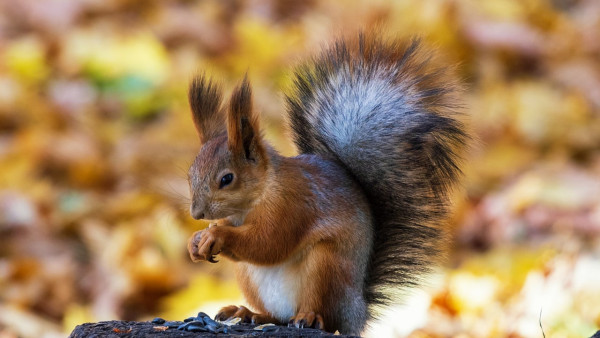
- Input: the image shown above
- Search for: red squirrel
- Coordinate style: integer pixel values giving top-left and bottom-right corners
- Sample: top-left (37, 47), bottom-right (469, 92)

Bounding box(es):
top-left (186, 32), bottom-right (466, 335)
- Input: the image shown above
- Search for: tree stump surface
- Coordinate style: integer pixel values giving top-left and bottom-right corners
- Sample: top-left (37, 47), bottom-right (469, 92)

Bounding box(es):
top-left (67, 320), bottom-right (600, 338)
top-left (68, 320), bottom-right (360, 338)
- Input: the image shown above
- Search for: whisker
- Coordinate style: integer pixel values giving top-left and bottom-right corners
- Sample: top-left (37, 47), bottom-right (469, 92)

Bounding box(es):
top-left (174, 162), bottom-right (192, 179)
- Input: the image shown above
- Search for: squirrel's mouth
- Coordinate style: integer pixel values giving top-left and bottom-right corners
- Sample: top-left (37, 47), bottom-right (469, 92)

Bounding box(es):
top-left (190, 200), bottom-right (248, 224)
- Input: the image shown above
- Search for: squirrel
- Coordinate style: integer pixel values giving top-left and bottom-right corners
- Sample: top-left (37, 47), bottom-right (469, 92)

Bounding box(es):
top-left (185, 32), bottom-right (467, 335)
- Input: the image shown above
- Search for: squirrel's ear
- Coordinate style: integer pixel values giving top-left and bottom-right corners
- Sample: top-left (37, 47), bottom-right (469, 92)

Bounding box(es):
top-left (227, 76), bottom-right (265, 162)
top-left (189, 74), bottom-right (226, 144)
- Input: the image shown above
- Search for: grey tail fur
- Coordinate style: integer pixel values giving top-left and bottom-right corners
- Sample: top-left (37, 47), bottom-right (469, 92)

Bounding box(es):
top-left (285, 33), bottom-right (467, 316)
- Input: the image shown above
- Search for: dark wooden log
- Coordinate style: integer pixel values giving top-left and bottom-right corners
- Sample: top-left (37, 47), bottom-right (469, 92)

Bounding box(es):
top-left (68, 320), bottom-right (359, 337)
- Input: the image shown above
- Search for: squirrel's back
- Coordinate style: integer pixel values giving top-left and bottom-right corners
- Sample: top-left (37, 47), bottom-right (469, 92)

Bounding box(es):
top-left (286, 32), bottom-right (467, 314)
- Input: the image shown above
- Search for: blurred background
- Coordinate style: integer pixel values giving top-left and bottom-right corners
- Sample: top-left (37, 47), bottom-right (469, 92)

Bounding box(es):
top-left (0, 0), bottom-right (599, 337)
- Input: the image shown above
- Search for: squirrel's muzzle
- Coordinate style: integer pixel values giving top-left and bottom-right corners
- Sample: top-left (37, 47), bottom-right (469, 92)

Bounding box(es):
top-left (190, 204), bottom-right (205, 220)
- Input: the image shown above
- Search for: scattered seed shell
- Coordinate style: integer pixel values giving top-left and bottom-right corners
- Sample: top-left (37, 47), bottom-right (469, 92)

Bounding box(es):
top-left (206, 323), bottom-right (219, 333)
top-left (177, 322), bottom-right (190, 330)
top-left (203, 315), bottom-right (220, 328)
top-left (262, 325), bottom-right (279, 332)
top-left (223, 326), bottom-right (242, 334)
top-left (163, 321), bottom-right (183, 328)
top-left (253, 323), bottom-right (276, 330)
top-left (153, 326), bottom-right (168, 331)
top-left (187, 325), bottom-right (208, 332)
top-left (151, 317), bottom-right (165, 324)
top-left (219, 317), bottom-right (242, 326)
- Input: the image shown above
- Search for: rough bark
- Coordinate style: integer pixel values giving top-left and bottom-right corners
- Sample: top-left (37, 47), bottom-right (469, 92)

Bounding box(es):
top-left (69, 320), bottom-right (358, 338)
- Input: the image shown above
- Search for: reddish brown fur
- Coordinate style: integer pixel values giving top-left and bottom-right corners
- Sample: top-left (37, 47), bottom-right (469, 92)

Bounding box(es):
top-left (188, 148), bottom-right (370, 332)
top-left (233, 266), bottom-right (266, 313)
top-left (187, 75), bottom-right (372, 334)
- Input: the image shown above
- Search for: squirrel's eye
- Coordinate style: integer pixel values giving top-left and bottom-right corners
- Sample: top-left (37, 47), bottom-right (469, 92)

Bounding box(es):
top-left (219, 173), bottom-right (234, 189)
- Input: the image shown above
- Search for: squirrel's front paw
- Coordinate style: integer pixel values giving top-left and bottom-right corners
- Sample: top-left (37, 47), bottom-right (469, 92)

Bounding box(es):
top-left (187, 227), bottom-right (224, 263)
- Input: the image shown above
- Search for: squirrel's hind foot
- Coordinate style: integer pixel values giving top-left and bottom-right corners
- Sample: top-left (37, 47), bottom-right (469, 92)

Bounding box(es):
top-left (215, 305), bottom-right (279, 325)
top-left (288, 311), bottom-right (324, 330)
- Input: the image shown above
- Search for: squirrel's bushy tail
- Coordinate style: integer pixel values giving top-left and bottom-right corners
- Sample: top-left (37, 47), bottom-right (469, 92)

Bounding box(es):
top-left (286, 33), bottom-right (467, 315)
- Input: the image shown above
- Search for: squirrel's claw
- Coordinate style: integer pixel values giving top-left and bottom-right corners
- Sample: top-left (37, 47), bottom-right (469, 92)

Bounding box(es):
top-left (289, 312), bottom-right (324, 330)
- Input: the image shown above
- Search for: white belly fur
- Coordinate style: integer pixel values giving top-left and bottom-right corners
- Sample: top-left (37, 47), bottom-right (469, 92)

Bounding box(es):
top-left (246, 262), bottom-right (300, 320)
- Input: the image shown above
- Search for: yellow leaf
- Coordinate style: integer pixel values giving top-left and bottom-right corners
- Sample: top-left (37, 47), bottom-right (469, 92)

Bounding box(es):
top-left (3, 36), bottom-right (49, 83)
top-left (62, 30), bottom-right (170, 83)
top-left (63, 304), bottom-right (96, 334)
top-left (160, 274), bottom-right (241, 319)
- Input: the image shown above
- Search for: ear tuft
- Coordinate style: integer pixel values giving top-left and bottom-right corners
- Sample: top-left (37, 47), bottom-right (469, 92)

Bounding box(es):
top-left (227, 76), bottom-right (264, 161)
top-left (189, 74), bottom-right (225, 144)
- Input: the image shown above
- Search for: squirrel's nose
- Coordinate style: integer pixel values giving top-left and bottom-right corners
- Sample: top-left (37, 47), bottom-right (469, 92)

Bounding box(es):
top-left (190, 205), bottom-right (205, 220)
